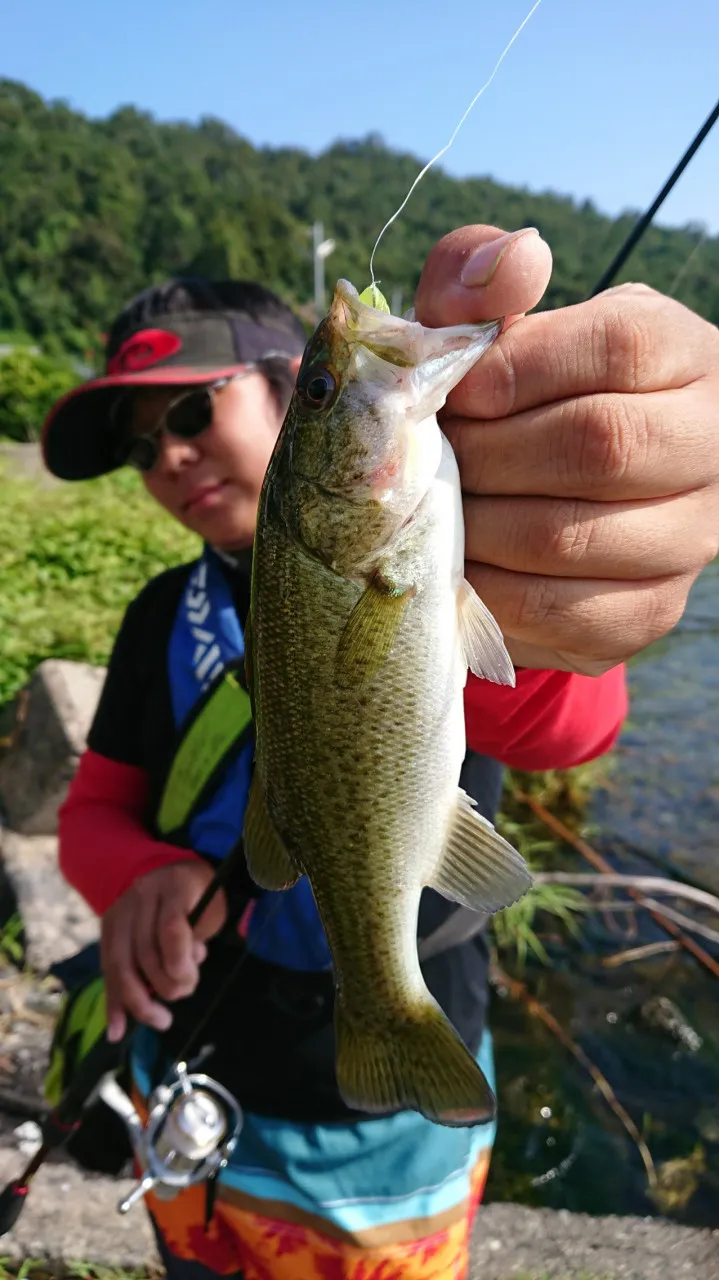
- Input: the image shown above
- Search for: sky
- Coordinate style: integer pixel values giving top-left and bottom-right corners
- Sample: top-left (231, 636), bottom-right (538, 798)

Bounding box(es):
top-left (2, 0), bottom-right (718, 233)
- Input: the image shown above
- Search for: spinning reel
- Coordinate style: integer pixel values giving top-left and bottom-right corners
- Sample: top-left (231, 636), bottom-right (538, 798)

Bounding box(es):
top-left (98, 1054), bottom-right (243, 1214)
top-left (0, 855), bottom-right (247, 1239)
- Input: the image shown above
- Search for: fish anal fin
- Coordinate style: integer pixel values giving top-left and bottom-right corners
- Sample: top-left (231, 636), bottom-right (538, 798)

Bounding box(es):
top-left (242, 775), bottom-right (300, 891)
top-left (458, 578), bottom-right (515, 687)
top-left (430, 788), bottom-right (532, 914)
top-left (335, 577), bottom-right (411, 687)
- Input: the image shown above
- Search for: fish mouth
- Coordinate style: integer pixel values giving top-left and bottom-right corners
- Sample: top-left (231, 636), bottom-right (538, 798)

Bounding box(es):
top-left (330, 279), bottom-right (503, 408)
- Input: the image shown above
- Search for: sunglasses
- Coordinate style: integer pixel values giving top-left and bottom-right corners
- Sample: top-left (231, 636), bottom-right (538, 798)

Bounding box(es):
top-left (115, 369), bottom-right (256, 474)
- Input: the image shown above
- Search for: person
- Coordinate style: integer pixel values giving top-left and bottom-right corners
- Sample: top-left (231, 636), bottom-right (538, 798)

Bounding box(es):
top-left (42, 226), bottom-right (719, 1280)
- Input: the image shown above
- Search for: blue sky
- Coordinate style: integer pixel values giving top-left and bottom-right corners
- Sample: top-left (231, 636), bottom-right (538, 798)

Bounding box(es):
top-left (3, 0), bottom-right (718, 232)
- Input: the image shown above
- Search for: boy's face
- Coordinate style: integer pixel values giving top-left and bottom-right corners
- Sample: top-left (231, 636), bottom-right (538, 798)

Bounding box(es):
top-left (128, 373), bottom-right (285, 549)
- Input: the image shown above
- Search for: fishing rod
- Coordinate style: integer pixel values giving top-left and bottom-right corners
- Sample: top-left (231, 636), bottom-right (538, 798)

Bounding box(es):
top-left (590, 95), bottom-right (719, 297)
top-left (0, 847), bottom-right (245, 1236)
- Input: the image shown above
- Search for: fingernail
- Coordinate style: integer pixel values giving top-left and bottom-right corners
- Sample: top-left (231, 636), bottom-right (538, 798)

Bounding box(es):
top-left (460, 228), bottom-right (539, 288)
top-left (154, 1006), bottom-right (173, 1032)
top-left (107, 1013), bottom-right (124, 1043)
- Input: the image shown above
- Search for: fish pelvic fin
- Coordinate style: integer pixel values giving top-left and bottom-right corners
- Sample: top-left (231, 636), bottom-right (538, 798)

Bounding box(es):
top-left (457, 577), bottom-right (515, 686)
top-left (430, 788), bottom-right (532, 913)
top-left (242, 775), bottom-right (301, 891)
top-left (335, 578), bottom-right (411, 687)
top-left (335, 999), bottom-right (496, 1128)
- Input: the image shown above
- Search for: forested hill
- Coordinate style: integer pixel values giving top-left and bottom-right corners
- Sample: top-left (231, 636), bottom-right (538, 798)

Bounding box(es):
top-left (1, 77), bottom-right (718, 361)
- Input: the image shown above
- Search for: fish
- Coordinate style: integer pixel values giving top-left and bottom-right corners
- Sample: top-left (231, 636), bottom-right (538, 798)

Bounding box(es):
top-left (243, 279), bottom-right (532, 1128)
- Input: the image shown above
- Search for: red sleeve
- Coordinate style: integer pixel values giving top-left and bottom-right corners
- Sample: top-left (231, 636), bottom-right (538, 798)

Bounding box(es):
top-left (463, 664), bottom-right (628, 772)
top-left (58, 748), bottom-right (202, 917)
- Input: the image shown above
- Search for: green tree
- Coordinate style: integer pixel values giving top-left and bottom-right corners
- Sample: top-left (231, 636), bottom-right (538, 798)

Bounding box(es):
top-left (0, 348), bottom-right (80, 441)
top-left (0, 77), bottom-right (717, 355)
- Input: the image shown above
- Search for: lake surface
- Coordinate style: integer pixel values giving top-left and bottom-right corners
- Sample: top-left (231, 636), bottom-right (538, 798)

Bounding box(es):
top-left (486, 560), bottom-right (719, 1226)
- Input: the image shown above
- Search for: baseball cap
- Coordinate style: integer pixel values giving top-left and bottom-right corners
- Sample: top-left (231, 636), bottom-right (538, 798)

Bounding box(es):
top-left (42, 298), bottom-right (307, 482)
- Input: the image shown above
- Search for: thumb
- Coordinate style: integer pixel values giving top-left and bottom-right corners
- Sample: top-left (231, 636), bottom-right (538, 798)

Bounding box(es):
top-left (414, 225), bottom-right (552, 330)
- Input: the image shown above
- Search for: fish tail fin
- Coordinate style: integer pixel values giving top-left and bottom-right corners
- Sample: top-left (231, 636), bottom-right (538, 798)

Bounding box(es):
top-left (335, 1000), bottom-right (496, 1128)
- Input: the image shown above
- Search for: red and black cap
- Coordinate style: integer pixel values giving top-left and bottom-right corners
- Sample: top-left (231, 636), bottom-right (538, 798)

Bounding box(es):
top-left (42, 310), bottom-right (307, 481)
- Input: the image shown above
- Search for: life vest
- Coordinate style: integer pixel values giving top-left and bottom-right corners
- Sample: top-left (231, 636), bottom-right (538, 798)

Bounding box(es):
top-left (162, 546), bottom-right (332, 973)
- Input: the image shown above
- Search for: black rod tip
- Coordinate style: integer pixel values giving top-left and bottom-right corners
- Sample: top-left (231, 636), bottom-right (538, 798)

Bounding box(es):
top-left (0, 1180), bottom-right (29, 1235)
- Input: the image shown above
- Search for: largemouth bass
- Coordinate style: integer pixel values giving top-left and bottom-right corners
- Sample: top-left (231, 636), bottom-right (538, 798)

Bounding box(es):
top-left (244, 280), bottom-right (532, 1127)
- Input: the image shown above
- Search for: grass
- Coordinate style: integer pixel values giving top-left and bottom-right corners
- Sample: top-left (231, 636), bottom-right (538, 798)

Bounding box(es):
top-left (0, 466), bottom-right (199, 708)
top-left (0, 913), bottom-right (24, 967)
top-left (492, 763), bottom-right (606, 967)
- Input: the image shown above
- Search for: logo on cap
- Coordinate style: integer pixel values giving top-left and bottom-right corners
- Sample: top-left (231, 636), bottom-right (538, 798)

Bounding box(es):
top-left (107, 329), bottom-right (183, 375)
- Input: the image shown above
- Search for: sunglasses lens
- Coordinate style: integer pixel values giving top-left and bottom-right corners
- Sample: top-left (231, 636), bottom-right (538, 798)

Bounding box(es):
top-left (166, 388), bottom-right (214, 439)
top-left (125, 436), bottom-right (158, 473)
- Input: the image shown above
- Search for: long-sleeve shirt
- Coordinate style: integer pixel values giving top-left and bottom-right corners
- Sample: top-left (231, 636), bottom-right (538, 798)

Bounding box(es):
top-left (57, 553), bottom-right (627, 1124)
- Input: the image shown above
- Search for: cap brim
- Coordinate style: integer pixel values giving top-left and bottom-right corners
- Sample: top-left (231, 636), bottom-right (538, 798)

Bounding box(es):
top-left (42, 364), bottom-right (251, 481)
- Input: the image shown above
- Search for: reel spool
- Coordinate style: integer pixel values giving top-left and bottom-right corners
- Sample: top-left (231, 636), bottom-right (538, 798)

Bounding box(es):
top-left (98, 1059), bottom-right (243, 1215)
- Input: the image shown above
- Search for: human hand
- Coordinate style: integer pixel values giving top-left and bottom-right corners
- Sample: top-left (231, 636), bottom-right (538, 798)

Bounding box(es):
top-left (101, 860), bottom-right (227, 1041)
top-left (415, 225), bottom-right (719, 675)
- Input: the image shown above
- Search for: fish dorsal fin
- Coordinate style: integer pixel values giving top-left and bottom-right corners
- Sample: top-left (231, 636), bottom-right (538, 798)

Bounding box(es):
top-left (457, 578), bottom-right (515, 686)
top-left (243, 775), bottom-right (300, 891)
top-left (430, 789), bottom-right (532, 913)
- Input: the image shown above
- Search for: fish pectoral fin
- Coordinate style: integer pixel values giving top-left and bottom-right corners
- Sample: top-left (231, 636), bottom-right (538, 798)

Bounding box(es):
top-left (242, 776), bottom-right (300, 891)
top-left (430, 788), bottom-right (532, 914)
top-left (335, 576), bottom-right (412, 686)
top-left (457, 578), bottom-right (515, 687)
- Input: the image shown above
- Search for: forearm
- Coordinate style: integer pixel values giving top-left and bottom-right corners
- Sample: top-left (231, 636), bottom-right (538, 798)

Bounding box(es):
top-left (58, 749), bottom-right (202, 916)
top-left (464, 664), bottom-right (628, 771)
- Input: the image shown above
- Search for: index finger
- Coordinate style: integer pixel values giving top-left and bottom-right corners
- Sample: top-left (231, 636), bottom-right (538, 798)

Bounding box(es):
top-left (157, 894), bottom-right (197, 983)
top-left (101, 921), bottom-right (171, 1038)
top-left (443, 285), bottom-right (719, 422)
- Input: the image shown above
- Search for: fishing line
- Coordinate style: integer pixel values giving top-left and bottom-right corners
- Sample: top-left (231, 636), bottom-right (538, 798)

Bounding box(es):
top-left (668, 228), bottom-right (708, 299)
top-left (368, 0), bottom-right (544, 288)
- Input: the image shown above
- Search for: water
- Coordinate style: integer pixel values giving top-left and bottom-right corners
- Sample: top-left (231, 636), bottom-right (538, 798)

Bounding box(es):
top-left (486, 560), bottom-right (719, 1226)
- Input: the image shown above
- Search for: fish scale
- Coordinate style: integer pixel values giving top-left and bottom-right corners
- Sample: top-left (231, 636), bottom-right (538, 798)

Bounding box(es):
top-left (244, 279), bottom-right (533, 1127)
top-left (252, 498), bottom-right (459, 1005)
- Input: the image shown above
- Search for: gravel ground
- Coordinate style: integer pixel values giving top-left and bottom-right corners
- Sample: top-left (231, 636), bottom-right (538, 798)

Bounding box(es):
top-left (0, 1135), bottom-right (717, 1280)
top-left (468, 1203), bottom-right (719, 1279)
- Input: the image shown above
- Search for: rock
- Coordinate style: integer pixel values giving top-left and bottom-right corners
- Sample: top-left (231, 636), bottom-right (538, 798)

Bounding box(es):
top-left (13, 1119), bottom-right (42, 1157)
top-left (0, 831), bottom-right (98, 972)
top-left (640, 994), bottom-right (703, 1053)
top-left (0, 659), bottom-right (106, 835)
top-left (696, 1105), bottom-right (719, 1144)
top-left (469, 1203), bottom-right (719, 1279)
top-left (0, 1143), bottom-right (159, 1268)
top-left (0, 1152), bottom-right (716, 1280)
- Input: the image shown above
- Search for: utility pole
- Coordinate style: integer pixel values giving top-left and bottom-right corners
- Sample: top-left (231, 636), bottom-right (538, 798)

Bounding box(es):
top-left (312, 221), bottom-right (336, 321)
top-left (390, 287), bottom-right (404, 317)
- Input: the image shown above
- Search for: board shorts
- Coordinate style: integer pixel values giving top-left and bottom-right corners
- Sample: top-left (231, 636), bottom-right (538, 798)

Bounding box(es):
top-left (130, 1025), bottom-right (497, 1280)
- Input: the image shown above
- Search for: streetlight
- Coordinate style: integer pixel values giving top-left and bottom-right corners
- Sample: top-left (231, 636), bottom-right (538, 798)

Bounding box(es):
top-left (312, 221), bottom-right (336, 321)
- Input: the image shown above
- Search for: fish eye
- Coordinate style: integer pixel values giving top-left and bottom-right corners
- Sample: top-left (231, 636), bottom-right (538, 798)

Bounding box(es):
top-left (297, 365), bottom-right (337, 411)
